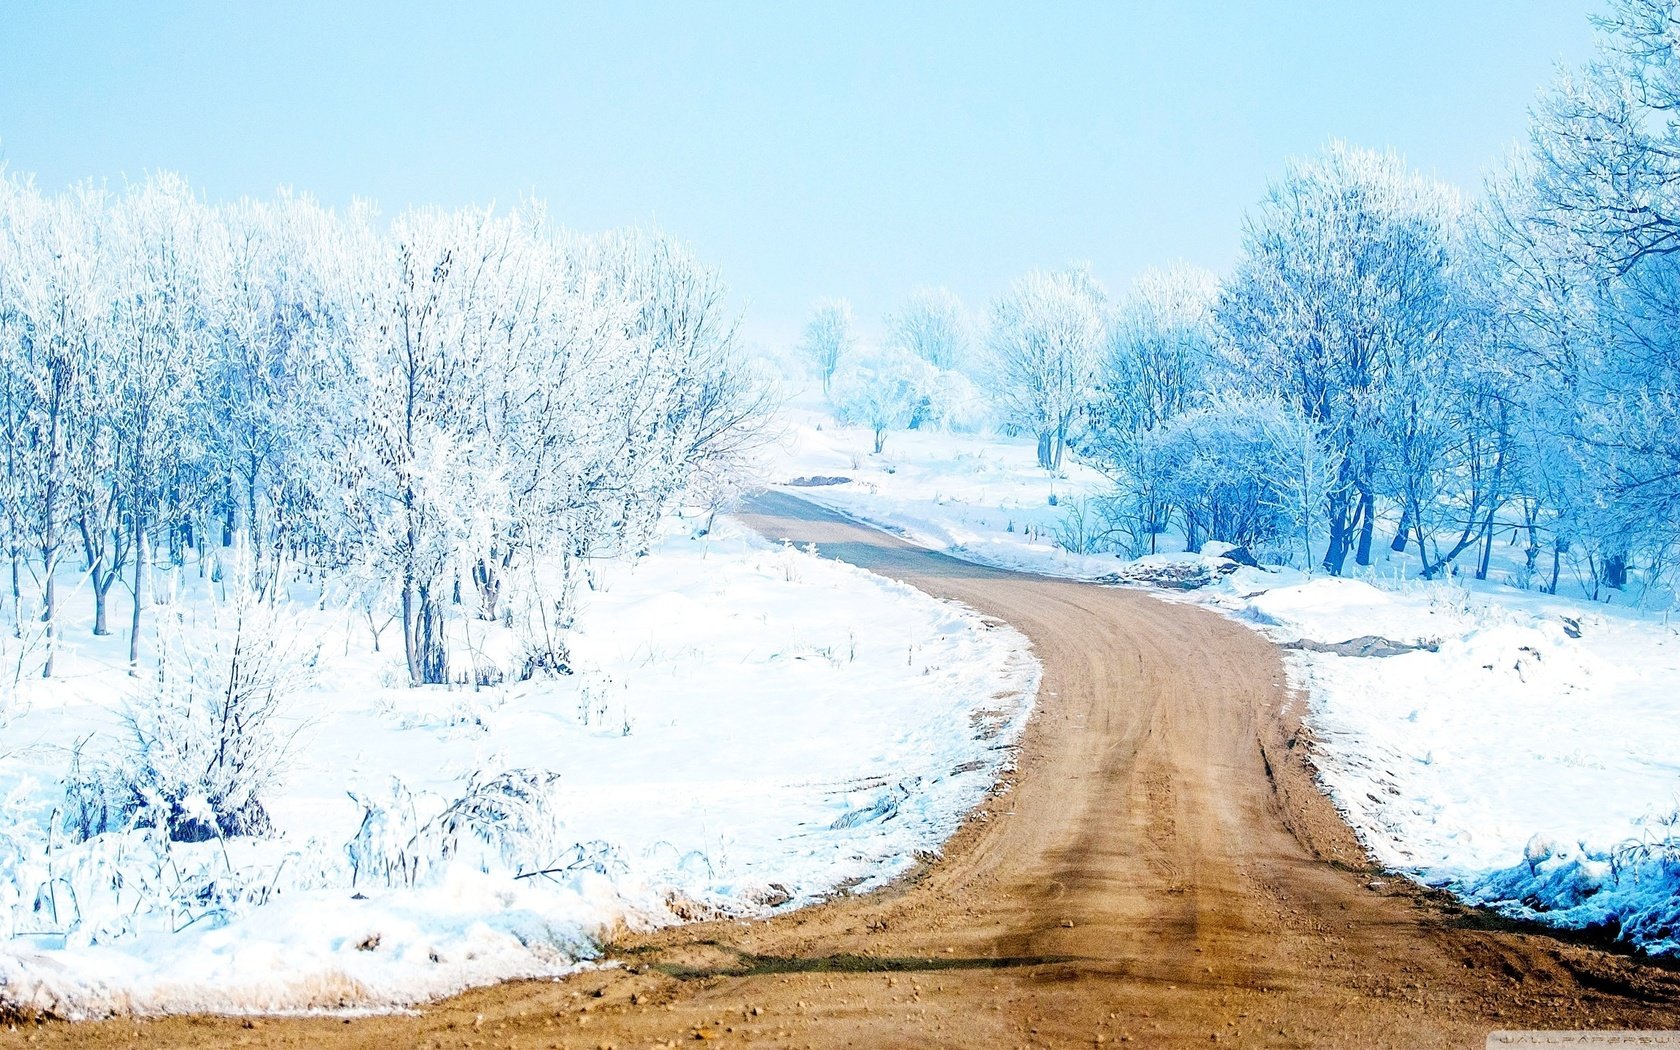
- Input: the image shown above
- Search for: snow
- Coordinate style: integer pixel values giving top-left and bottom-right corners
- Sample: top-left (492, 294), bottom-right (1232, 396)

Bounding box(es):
top-left (773, 407), bottom-right (1680, 956)
top-left (766, 404), bottom-right (1123, 579)
top-left (1212, 574), bottom-right (1680, 953)
top-left (0, 518), bottom-right (1037, 1017)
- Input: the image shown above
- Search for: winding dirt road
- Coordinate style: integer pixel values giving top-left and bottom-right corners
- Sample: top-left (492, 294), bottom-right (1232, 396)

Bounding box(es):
top-left (10, 491), bottom-right (1680, 1048)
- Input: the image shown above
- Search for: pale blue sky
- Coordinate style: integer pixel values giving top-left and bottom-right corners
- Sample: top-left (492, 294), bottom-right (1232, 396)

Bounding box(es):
top-left (0, 2), bottom-right (1596, 348)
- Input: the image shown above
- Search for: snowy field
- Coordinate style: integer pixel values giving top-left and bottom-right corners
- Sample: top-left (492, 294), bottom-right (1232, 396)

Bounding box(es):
top-left (772, 410), bottom-right (1680, 956)
top-left (0, 519), bottom-right (1037, 1017)
top-left (768, 403), bottom-right (1122, 580)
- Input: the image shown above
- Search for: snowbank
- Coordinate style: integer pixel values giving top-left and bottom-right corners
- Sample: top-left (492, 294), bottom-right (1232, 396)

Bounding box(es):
top-left (0, 518), bottom-right (1037, 1017)
top-left (1209, 572), bottom-right (1680, 954)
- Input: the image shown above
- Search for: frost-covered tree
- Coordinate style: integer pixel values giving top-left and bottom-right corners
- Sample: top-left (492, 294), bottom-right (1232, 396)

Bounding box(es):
top-left (196, 193), bottom-right (339, 588)
top-left (1149, 394), bottom-right (1321, 556)
top-left (1517, 0), bottom-right (1680, 593)
top-left (68, 332), bottom-right (127, 641)
top-left (469, 226), bottom-right (768, 660)
top-left (884, 287), bottom-right (971, 372)
top-left (1082, 265), bottom-right (1219, 554)
top-left (2, 181), bottom-right (107, 676)
top-left (571, 228), bottom-right (769, 549)
top-left (799, 298), bottom-right (853, 394)
top-left (831, 348), bottom-right (937, 454)
top-left (314, 209), bottom-right (767, 685)
top-left (1530, 0), bottom-right (1680, 278)
top-left (1092, 265), bottom-right (1219, 436)
top-left (327, 206), bottom-right (526, 686)
top-left (105, 176), bottom-right (214, 665)
top-left (1254, 397), bottom-right (1345, 571)
top-left (989, 267), bottom-right (1106, 471)
top-left (1476, 158), bottom-right (1600, 592)
top-left (0, 179), bottom-right (40, 633)
top-left (1218, 142), bottom-right (1466, 575)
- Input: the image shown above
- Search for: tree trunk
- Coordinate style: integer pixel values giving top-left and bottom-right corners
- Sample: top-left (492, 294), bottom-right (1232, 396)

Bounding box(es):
top-left (1390, 507), bottom-right (1410, 553)
top-left (40, 398), bottom-right (64, 678)
top-left (472, 559), bottom-right (502, 622)
top-left (1522, 504), bottom-right (1541, 578)
top-left (1354, 488), bottom-right (1375, 567)
top-left (7, 551), bottom-right (17, 640)
top-left (403, 578), bottom-right (450, 686)
top-left (1476, 512), bottom-right (1496, 582)
top-left (416, 583), bottom-right (447, 685)
top-left (167, 491), bottom-right (185, 566)
top-left (1321, 490), bottom-right (1352, 576)
top-left (129, 521), bottom-right (145, 670)
top-left (1036, 431), bottom-right (1053, 470)
top-left (92, 580), bottom-right (109, 636)
top-left (40, 570), bottom-right (54, 679)
top-left (246, 473), bottom-right (262, 581)
top-left (1605, 552), bottom-right (1629, 590)
top-left (402, 578), bottom-right (419, 685)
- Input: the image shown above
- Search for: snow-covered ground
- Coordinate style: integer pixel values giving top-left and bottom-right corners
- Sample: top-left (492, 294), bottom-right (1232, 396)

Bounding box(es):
top-left (767, 403), bottom-right (1123, 579)
top-left (1208, 573), bottom-right (1680, 953)
top-left (0, 519), bottom-right (1037, 1017)
top-left (771, 404), bottom-right (1680, 957)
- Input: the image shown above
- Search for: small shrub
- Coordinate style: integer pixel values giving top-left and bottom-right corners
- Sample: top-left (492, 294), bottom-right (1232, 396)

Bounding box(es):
top-left (347, 767), bottom-right (565, 888)
top-left (71, 593), bottom-right (315, 844)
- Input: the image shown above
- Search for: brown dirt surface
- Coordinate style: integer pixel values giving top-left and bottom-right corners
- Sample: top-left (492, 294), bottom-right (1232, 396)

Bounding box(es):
top-left (8, 490), bottom-right (1680, 1048)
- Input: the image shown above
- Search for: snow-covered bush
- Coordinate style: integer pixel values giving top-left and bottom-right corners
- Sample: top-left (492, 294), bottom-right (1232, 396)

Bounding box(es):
top-left (0, 782), bottom-right (48, 942)
top-left (1455, 813), bottom-right (1680, 958)
top-left (73, 592), bottom-right (316, 844)
top-left (924, 368), bottom-right (993, 433)
top-left (346, 768), bottom-right (564, 889)
top-left (1085, 439), bottom-right (1175, 558)
top-left (1052, 495), bottom-right (1105, 556)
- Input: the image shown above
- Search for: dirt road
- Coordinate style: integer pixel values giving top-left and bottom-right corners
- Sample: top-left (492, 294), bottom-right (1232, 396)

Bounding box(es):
top-left (10, 491), bottom-right (1680, 1048)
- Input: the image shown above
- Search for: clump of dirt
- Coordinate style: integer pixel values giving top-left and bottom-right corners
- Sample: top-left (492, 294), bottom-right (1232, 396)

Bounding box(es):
top-left (1284, 635), bottom-right (1439, 658)
top-left (1097, 559), bottom-right (1240, 590)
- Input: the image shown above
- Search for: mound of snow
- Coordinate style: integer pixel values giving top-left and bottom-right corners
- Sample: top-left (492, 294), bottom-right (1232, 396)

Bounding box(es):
top-left (0, 518), bottom-right (1037, 1017)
